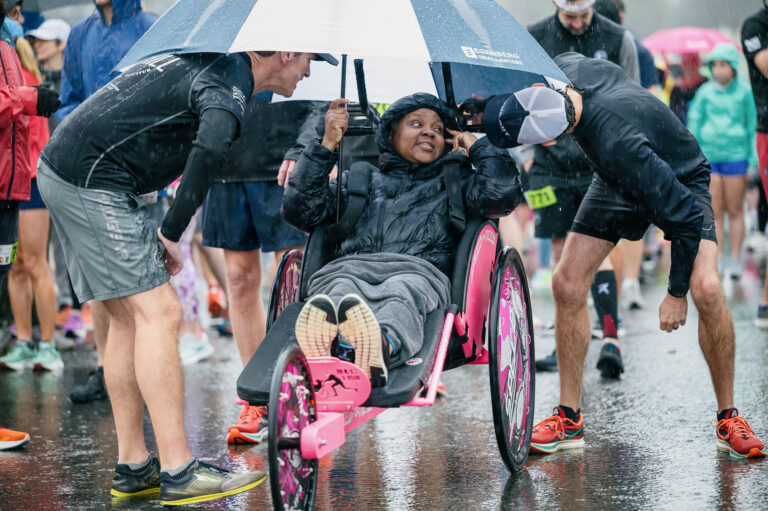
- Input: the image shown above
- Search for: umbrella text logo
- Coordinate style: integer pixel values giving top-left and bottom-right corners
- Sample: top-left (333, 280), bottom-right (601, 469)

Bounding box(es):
top-left (461, 46), bottom-right (523, 66)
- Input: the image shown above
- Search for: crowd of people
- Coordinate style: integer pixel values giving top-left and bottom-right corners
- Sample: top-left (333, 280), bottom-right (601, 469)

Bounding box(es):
top-left (1, 0), bottom-right (768, 506)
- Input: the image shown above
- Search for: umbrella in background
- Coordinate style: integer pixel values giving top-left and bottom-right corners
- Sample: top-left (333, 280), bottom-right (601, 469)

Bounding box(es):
top-left (643, 26), bottom-right (740, 55)
top-left (115, 0), bottom-right (569, 106)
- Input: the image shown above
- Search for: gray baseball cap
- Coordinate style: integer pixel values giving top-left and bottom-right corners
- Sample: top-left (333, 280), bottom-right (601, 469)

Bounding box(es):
top-left (483, 87), bottom-right (570, 148)
top-left (554, 0), bottom-right (596, 13)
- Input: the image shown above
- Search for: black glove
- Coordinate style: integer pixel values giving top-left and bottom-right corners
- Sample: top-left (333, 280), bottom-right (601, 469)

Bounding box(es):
top-left (31, 85), bottom-right (61, 118)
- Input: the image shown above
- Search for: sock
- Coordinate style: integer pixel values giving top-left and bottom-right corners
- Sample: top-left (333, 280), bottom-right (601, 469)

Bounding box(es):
top-left (591, 270), bottom-right (619, 339)
top-left (162, 457), bottom-right (195, 476)
top-left (557, 405), bottom-right (581, 422)
top-left (125, 454), bottom-right (152, 471)
top-left (717, 408), bottom-right (738, 421)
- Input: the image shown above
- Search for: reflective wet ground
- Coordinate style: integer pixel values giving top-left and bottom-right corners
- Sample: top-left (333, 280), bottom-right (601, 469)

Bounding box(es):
top-left (2, 255), bottom-right (768, 510)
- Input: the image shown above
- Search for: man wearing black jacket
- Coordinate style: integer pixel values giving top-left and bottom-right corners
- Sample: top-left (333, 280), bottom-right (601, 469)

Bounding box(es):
top-left (483, 53), bottom-right (765, 459)
top-left (37, 50), bottom-right (339, 504)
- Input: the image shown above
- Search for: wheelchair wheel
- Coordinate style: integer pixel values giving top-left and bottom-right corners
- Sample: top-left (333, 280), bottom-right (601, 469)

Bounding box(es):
top-left (488, 247), bottom-right (535, 473)
top-left (267, 250), bottom-right (303, 331)
top-left (268, 345), bottom-right (318, 511)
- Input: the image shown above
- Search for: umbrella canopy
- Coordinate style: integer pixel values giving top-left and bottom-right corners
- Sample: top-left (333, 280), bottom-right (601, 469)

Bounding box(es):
top-left (116, 0), bottom-right (568, 103)
top-left (643, 26), bottom-right (740, 55)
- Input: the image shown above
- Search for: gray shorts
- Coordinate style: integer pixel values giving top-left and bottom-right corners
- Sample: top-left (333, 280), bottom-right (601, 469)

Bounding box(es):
top-left (37, 160), bottom-right (169, 302)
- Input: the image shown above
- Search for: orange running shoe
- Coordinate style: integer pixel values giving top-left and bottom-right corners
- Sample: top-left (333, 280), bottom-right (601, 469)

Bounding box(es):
top-left (207, 285), bottom-right (228, 317)
top-left (227, 405), bottom-right (268, 444)
top-left (55, 305), bottom-right (72, 327)
top-left (530, 407), bottom-right (584, 454)
top-left (716, 409), bottom-right (766, 459)
top-left (0, 427), bottom-right (30, 450)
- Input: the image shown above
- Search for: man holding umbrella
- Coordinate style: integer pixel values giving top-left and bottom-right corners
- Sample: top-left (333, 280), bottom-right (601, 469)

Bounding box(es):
top-left (481, 53), bottom-right (765, 459)
top-left (37, 49), bottom-right (338, 505)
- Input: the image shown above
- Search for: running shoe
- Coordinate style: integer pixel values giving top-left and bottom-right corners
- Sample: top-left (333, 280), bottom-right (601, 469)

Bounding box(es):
top-left (337, 294), bottom-right (387, 386)
top-left (227, 405), bottom-right (268, 444)
top-left (295, 294), bottom-right (338, 358)
top-left (160, 459), bottom-right (266, 506)
top-left (207, 285), bottom-right (228, 317)
top-left (55, 304), bottom-right (72, 327)
top-left (530, 407), bottom-right (584, 454)
top-left (621, 280), bottom-right (645, 310)
top-left (716, 409), bottom-right (766, 459)
top-left (216, 319), bottom-right (233, 337)
top-left (756, 305), bottom-right (768, 329)
top-left (70, 367), bottom-right (109, 404)
top-left (535, 349), bottom-right (558, 372)
top-left (31, 342), bottom-right (63, 371)
top-left (178, 333), bottom-right (215, 366)
top-left (54, 330), bottom-right (76, 351)
top-left (728, 259), bottom-right (742, 281)
top-left (0, 341), bottom-right (36, 371)
top-left (111, 456), bottom-right (161, 497)
top-left (0, 427), bottom-right (30, 450)
top-left (60, 309), bottom-right (86, 340)
top-left (596, 342), bottom-right (624, 379)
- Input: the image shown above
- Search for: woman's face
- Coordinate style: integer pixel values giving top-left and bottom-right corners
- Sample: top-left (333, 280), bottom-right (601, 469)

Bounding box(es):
top-left (391, 108), bottom-right (446, 164)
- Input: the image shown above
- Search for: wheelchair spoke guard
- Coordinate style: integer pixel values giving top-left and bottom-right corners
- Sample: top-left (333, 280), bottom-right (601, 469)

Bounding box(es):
top-left (488, 247), bottom-right (535, 473)
top-left (268, 345), bottom-right (318, 510)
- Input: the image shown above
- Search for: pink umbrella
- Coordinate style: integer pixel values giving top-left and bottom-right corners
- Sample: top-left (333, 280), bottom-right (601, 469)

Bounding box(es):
top-left (643, 26), bottom-right (740, 54)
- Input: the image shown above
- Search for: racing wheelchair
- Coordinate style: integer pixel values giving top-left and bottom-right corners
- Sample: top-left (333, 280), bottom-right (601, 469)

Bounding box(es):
top-left (236, 100), bottom-right (535, 511)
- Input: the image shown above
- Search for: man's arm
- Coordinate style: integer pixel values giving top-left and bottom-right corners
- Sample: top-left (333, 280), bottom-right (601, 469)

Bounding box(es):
top-left (588, 120), bottom-right (703, 295)
top-left (160, 108), bottom-right (238, 242)
top-left (619, 30), bottom-right (641, 84)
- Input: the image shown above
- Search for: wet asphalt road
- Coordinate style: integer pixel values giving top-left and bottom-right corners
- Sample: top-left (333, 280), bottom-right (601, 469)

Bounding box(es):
top-left (2, 256), bottom-right (768, 510)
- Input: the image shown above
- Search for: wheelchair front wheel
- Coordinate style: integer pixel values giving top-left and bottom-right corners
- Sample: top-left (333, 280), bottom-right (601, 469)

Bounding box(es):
top-left (268, 345), bottom-right (318, 511)
top-left (488, 247), bottom-right (535, 473)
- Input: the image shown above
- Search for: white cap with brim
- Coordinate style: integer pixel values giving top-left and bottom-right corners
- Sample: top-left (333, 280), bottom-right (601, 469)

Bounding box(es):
top-left (553, 0), bottom-right (596, 13)
top-left (483, 87), bottom-right (570, 148)
top-left (26, 19), bottom-right (71, 42)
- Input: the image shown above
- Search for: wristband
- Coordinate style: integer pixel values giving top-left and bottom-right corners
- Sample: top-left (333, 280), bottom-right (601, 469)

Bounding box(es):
top-left (667, 283), bottom-right (688, 298)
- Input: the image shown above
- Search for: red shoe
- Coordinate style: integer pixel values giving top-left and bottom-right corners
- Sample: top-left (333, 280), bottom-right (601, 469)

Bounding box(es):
top-left (55, 305), bottom-right (72, 327)
top-left (208, 285), bottom-right (228, 317)
top-left (530, 407), bottom-right (584, 454)
top-left (227, 405), bottom-right (268, 444)
top-left (716, 409), bottom-right (766, 459)
top-left (0, 427), bottom-right (30, 450)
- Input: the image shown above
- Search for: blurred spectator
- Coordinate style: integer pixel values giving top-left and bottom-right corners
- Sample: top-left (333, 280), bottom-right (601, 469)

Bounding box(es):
top-left (669, 53), bottom-right (707, 123)
top-left (742, 4), bottom-right (768, 327)
top-left (61, 0), bottom-right (156, 404)
top-left (27, 19), bottom-right (69, 134)
top-left (688, 43), bottom-right (756, 280)
top-left (6, 37), bottom-right (60, 369)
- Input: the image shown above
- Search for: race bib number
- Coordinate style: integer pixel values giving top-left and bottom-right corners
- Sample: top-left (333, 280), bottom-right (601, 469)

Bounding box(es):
top-left (0, 242), bottom-right (18, 265)
top-left (524, 186), bottom-right (558, 210)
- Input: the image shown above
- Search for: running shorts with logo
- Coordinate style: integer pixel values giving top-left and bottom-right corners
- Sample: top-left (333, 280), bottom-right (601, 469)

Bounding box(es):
top-left (527, 171), bottom-right (593, 240)
top-left (37, 160), bottom-right (169, 302)
top-left (201, 181), bottom-right (306, 252)
top-left (571, 166), bottom-right (717, 244)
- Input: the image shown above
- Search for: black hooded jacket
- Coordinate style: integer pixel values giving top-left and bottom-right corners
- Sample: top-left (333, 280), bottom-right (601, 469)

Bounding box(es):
top-left (282, 93), bottom-right (524, 275)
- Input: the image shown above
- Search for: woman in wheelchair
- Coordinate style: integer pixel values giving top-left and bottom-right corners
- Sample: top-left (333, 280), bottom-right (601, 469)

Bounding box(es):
top-left (282, 93), bottom-right (524, 387)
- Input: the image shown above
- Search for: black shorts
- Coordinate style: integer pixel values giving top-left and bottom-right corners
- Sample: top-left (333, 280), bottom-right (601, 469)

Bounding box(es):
top-left (529, 176), bottom-right (592, 239)
top-left (571, 172), bottom-right (717, 244)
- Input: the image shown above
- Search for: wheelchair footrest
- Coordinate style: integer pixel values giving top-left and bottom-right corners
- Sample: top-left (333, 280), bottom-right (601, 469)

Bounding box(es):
top-left (309, 358), bottom-right (372, 412)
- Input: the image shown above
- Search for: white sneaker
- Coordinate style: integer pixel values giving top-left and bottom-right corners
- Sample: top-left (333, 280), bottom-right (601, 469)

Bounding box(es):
top-left (621, 280), bottom-right (645, 310)
top-left (178, 333), bottom-right (215, 366)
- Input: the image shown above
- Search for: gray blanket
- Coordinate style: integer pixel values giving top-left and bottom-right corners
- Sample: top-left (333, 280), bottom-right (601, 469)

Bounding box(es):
top-left (307, 253), bottom-right (451, 367)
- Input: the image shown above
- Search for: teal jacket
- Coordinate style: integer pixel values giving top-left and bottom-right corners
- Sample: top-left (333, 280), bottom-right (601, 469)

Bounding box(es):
top-left (688, 45), bottom-right (757, 165)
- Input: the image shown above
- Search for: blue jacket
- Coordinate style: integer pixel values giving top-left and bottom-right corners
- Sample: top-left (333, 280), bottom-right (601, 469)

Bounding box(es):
top-left (57, 0), bottom-right (155, 120)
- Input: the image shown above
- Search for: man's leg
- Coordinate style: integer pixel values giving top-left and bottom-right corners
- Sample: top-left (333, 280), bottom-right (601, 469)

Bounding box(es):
top-left (122, 282), bottom-right (191, 469)
top-left (224, 249), bottom-right (265, 366)
top-left (688, 240), bottom-right (733, 412)
top-left (553, 233), bottom-right (615, 410)
top-left (620, 239), bottom-right (645, 309)
top-left (101, 297), bottom-right (149, 464)
top-left (723, 174), bottom-right (747, 273)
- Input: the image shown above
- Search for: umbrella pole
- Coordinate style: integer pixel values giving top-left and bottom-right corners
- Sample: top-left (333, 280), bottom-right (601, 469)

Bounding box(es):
top-left (336, 54), bottom-right (348, 222)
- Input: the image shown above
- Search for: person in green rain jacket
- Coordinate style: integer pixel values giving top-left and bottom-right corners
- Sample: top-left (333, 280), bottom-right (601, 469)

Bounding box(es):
top-left (688, 42), bottom-right (757, 278)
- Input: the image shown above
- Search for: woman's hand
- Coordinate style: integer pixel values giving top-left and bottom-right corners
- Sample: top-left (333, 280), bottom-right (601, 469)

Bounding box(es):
top-left (446, 127), bottom-right (477, 152)
top-left (321, 98), bottom-right (349, 152)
